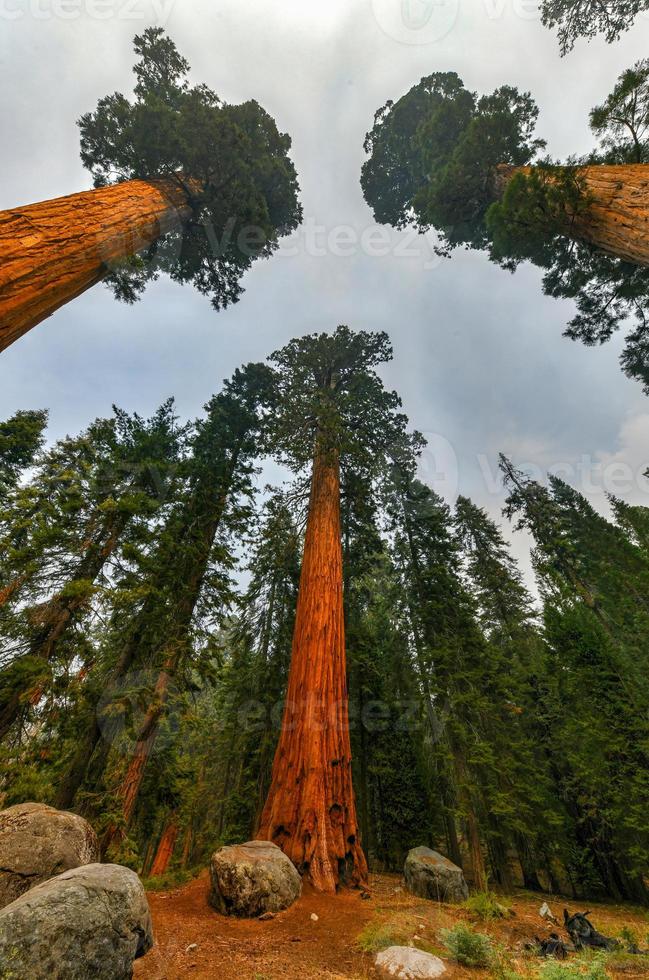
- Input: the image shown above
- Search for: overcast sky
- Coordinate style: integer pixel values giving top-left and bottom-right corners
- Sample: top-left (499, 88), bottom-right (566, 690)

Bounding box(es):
top-left (2, 0), bottom-right (649, 581)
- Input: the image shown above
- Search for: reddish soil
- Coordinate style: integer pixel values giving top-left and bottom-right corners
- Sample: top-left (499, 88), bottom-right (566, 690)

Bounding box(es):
top-left (135, 872), bottom-right (649, 980)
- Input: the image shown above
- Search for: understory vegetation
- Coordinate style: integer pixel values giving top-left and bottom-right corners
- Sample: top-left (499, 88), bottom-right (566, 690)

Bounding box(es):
top-left (0, 327), bottom-right (648, 907)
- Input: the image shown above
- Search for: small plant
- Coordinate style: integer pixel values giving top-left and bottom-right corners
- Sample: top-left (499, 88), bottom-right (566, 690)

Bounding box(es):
top-left (537, 952), bottom-right (609, 980)
top-left (440, 923), bottom-right (493, 967)
top-left (356, 917), bottom-right (442, 956)
top-left (464, 890), bottom-right (513, 921)
top-left (618, 925), bottom-right (639, 951)
top-left (143, 868), bottom-right (195, 892)
top-left (356, 921), bottom-right (402, 953)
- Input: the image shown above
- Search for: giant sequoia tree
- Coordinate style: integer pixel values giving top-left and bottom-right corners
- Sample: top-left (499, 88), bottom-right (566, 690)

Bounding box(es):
top-left (361, 67), bottom-right (649, 388)
top-left (256, 326), bottom-right (410, 893)
top-left (0, 29), bottom-right (301, 352)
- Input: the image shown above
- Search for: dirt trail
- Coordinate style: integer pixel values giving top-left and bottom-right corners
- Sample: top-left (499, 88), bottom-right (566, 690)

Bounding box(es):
top-left (135, 871), bottom-right (649, 979)
top-left (134, 870), bottom-right (376, 979)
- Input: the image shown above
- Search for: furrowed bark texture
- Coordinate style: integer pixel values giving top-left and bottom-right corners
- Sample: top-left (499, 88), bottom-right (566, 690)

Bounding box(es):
top-left (0, 177), bottom-right (193, 351)
top-left (256, 448), bottom-right (368, 894)
top-left (498, 164), bottom-right (649, 267)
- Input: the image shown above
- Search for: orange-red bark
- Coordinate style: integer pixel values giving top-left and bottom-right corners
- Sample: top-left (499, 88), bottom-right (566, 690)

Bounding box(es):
top-left (497, 164), bottom-right (649, 267)
top-left (0, 177), bottom-right (193, 351)
top-left (256, 448), bottom-right (368, 894)
top-left (103, 664), bottom-right (173, 854)
top-left (150, 817), bottom-right (180, 877)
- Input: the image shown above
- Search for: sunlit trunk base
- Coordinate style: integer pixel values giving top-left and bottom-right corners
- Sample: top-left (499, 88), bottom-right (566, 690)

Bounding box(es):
top-left (256, 448), bottom-right (368, 894)
top-left (0, 177), bottom-right (193, 351)
top-left (498, 164), bottom-right (649, 267)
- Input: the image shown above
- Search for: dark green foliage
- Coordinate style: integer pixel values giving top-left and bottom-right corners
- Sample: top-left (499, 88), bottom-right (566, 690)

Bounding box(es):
top-left (362, 62), bottom-right (649, 390)
top-left (502, 458), bottom-right (649, 902)
top-left (590, 59), bottom-right (649, 163)
top-left (3, 331), bottom-right (649, 901)
top-left (361, 72), bottom-right (545, 251)
top-left (79, 28), bottom-right (301, 310)
top-left (267, 325), bottom-right (411, 471)
top-left (540, 1), bottom-right (649, 54)
top-left (0, 410), bottom-right (47, 500)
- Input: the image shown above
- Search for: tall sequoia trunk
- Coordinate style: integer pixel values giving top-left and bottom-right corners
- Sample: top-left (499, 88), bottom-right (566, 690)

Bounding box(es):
top-left (0, 177), bottom-right (193, 351)
top-left (497, 164), bottom-right (649, 267)
top-left (256, 446), bottom-right (368, 894)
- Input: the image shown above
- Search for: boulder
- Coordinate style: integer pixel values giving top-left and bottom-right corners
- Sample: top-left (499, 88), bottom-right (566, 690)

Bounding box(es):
top-left (0, 863), bottom-right (153, 980)
top-left (375, 947), bottom-right (447, 979)
top-left (209, 840), bottom-right (301, 917)
top-left (404, 847), bottom-right (468, 904)
top-left (0, 802), bottom-right (99, 908)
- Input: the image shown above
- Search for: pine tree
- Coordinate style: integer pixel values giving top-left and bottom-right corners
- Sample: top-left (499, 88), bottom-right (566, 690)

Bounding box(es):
top-left (502, 460), bottom-right (649, 902)
top-left (0, 402), bottom-right (182, 743)
top-left (0, 410), bottom-right (47, 501)
top-left (454, 495), bottom-right (565, 891)
top-left (92, 365), bottom-right (272, 853)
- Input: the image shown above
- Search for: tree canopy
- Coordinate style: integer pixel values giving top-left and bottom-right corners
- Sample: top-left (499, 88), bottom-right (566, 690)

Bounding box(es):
top-left (540, 1), bottom-right (649, 54)
top-left (361, 65), bottom-right (649, 390)
top-left (79, 28), bottom-right (302, 310)
top-left (361, 72), bottom-right (545, 251)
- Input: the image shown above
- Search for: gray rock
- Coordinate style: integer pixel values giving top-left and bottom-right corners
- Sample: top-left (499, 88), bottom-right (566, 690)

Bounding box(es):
top-left (404, 847), bottom-right (468, 904)
top-left (0, 802), bottom-right (99, 908)
top-left (0, 863), bottom-right (153, 980)
top-left (209, 840), bottom-right (301, 917)
top-left (375, 947), bottom-right (447, 979)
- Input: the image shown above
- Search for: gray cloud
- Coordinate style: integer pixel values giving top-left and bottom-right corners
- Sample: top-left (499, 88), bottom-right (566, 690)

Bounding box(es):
top-left (1, 0), bottom-right (648, 587)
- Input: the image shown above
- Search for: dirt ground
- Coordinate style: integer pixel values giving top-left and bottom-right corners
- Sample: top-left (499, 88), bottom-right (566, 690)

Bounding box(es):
top-left (134, 871), bottom-right (649, 980)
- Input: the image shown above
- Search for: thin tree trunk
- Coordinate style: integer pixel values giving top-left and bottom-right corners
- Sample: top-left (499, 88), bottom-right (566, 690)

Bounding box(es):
top-left (150, 815), bottom-right (179, 877)
top-left (101, 662), bottom-right (173, 855)
top-left (496, 163), bottom-right (649, 267)
top-left (180, 826), bottom-right (193, 869)
top-left (0, 177), bottom-right (193, 351)
top-left (466, 808), bottom-right (488, 892)
top-left (256, 447), bottom-right (368, 893)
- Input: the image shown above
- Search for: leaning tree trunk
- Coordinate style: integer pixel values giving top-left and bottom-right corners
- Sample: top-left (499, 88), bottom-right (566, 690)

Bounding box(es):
top-left (0, 177), bottom-right (194, 351)
top-left (497, 164), bottom-right (649, 267)
top-left (101, 483), bottom-right (233, 854)
top-left (149, 814), bottom-right (179, 877)
top-left (256, 446), bottom-right (368, 894)
top-left (101, 662), bottom-right (174, 856)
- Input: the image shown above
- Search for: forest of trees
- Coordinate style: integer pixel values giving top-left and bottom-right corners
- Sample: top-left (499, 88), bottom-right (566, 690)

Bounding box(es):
top-left (1, 327), bottom-right (648, 904)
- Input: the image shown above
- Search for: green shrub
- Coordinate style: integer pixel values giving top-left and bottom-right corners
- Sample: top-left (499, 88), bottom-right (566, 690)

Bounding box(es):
top-left (143, 868), bottom-right (194, 892)
top-left (537, 952), bottom-right (609, 980)
top-left (356, 918), bottom-right (442, 957)
top-left (464, 891), bottom-right (512, 921)
top-left (440, 923), bottom-right (492, 967)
